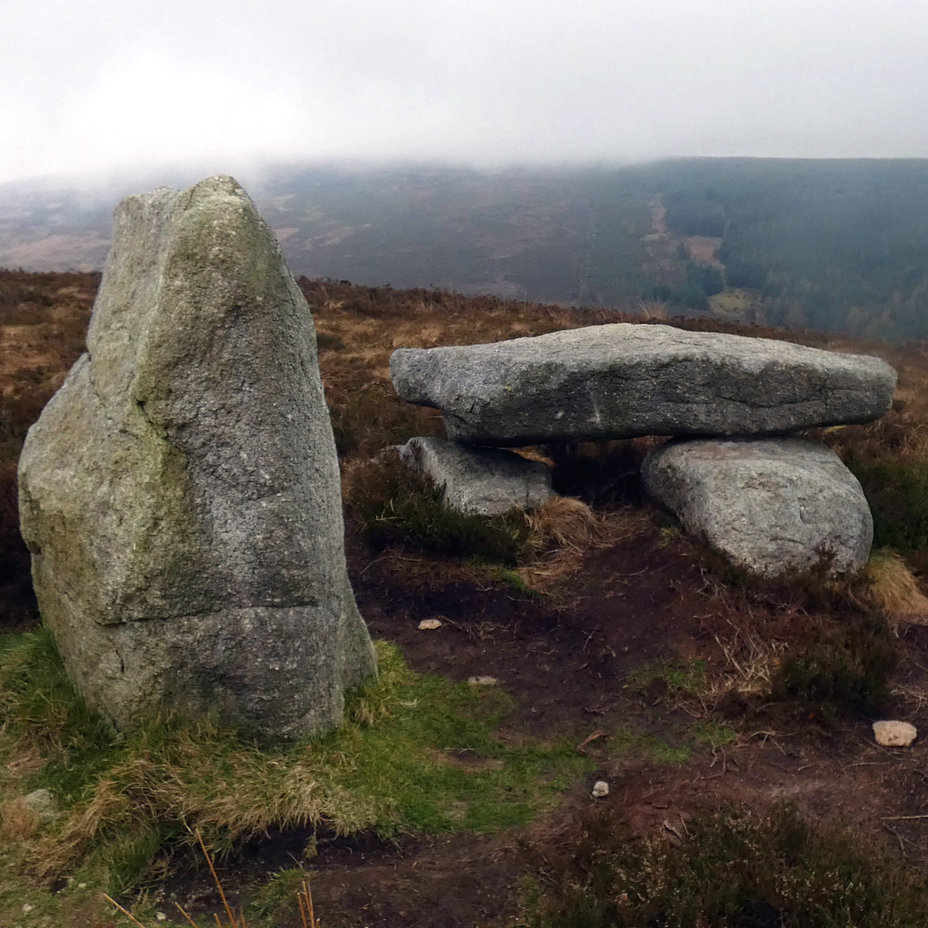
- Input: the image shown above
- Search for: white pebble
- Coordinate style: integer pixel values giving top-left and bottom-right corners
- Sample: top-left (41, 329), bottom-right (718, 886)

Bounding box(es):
top-left (591, 780), bottom-right (609, 798)
top-left (873, 720), bottom-right (917, 747)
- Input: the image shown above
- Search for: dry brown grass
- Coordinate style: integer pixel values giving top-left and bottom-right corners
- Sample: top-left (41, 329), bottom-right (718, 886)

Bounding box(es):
top-left (864, 550), bottom-right (928, 628)
top-left (0, 795), bottom-right (42, 841)
top-left (33, 723), bottom-right (386, 881)
top-left (520, 502), bottom-right (654, 590)
top-left (524, 496), bottom-right (601, 554)
top-left (636, 298), bottom-right (669, 320)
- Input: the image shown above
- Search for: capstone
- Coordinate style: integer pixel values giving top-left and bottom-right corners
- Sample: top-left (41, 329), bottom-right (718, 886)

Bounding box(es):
top-left (390, 324), bottom-right (896, 446)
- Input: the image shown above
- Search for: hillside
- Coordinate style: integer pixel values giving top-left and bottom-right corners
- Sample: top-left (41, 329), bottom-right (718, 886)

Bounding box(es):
top-left (5, 272), bottom-right (928, 926)
top-left (3, 158), bottom-right (928, 338)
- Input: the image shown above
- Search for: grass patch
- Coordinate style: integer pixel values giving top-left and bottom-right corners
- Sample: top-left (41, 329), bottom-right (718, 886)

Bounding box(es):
top-left (608, 726), bottom-right (692, 766)
top-left (524, 802), bottom-right (928, 928)
top-left (250, 865), bottom-right (316, 925)
top-left (693, 719), bottom-right (738, 748)
top-left (347, 452), bottom-right (531, 564)
top-left (625, 658), bottom-right (708, 700)
top-left (0, 633), bottom-right (590, 901)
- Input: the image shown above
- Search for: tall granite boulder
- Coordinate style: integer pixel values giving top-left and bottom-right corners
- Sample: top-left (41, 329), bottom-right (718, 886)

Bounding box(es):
top-left (642, 438), bottom-right (873, 578)
top-left (390, 324), bottom-right (896, 446)
top-left (18, 176), bottom-right (376, 739)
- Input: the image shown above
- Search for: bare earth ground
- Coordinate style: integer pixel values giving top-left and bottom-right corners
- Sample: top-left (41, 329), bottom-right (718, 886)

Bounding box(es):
top-left (5, 272), bottom-right (928, 926)
top-left (309, 528), bottom-right (928, 928)
top-left (158, 516), bottom-right (928, 927)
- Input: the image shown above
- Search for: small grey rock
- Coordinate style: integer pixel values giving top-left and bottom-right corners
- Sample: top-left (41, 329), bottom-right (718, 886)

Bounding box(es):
top-left (23, 788), bottom-right (57, 821)
top-left (591, 780), bottom-right (610, 798)
top-left (398, 436), bottom-right (553, 515)
top-left (642, 438), bottom-right (873, 577)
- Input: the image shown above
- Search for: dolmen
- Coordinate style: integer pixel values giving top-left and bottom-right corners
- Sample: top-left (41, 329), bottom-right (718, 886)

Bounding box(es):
top-left (390, 323), bottom-right (897, 578)
top-left (18, 176), bottom-right (377, 739)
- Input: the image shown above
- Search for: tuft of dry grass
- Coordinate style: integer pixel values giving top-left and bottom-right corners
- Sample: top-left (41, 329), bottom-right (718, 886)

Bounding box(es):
top-left (519, 501), bottom-right (653, 590)
top-left (635, 298), bottom-right (669, 320)
top-left (864, 549), bottom-right (928, 628)
top-left (524, 496), bottom-right (602, 554)
top-left (0, 795), bottom-right (42, 841)
top-left (32, 721), bottom-right (386, 883)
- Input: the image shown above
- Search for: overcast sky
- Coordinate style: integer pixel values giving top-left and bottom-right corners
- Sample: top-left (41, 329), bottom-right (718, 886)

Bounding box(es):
top-left (4, 0), bottom-right (928, 185)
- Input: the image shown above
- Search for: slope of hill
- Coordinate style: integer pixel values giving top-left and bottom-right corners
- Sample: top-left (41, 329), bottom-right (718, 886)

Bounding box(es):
top-left (3, 158), bottom-right (928, 338)
top-left (5, 273), bottom-right (928, 926)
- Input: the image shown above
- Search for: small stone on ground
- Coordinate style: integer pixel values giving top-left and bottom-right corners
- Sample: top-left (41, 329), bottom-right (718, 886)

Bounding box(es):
top-left (418, 618), bottom-right (443, 630)
top-left (873, 720), bottom-right (917, 746)
top-left (23, 788), bottom-right (58, 821)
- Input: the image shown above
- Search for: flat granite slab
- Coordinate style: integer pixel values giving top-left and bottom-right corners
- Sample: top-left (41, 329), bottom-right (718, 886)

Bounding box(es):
top-left (390, 323), bottom-right (896, 446)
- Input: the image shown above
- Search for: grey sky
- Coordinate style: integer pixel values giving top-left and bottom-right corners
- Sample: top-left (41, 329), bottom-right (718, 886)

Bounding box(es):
top-left (4, 0), bottom-right (928, 184)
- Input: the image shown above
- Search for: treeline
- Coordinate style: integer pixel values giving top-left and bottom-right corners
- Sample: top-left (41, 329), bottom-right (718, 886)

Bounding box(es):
top-left (648, 158), bottom-right (928, 339)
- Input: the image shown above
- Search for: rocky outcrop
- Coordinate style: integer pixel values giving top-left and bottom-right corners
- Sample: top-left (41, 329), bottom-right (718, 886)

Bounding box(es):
top-left (641, 438), bottom-right (873, 577)
top-left (390, 324), bottom-right (896, 446)
top-left (18, 176), bottom-right (376, 739)
top-left (397, 436), bottom-right (552, 516)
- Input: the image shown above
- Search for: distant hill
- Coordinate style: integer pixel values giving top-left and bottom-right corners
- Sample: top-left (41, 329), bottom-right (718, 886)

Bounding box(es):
top-left (2, 158), bottom-right (928, 338)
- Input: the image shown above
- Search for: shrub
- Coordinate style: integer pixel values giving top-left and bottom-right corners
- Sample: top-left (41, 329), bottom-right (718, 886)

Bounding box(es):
top-left (771, 610), bottom-right (895, 718)
top-left (846, 454), bottom-right (928, 552)
top-left (347, 452), bottom-right (530, 564)
top-left (524, 803), bottom-right (928, 928)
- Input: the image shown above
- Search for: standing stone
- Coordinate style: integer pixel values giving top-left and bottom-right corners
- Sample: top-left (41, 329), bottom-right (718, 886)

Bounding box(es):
top-left (18, 176), bottom-right (376, 739)
top-left (642, 438), bottom-right (873, 578)
top-left (390, 324), bottom-right (896, 446)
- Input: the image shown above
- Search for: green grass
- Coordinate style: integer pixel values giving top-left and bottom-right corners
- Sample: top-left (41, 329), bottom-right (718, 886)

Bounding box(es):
top-left (625, 658), bottom-right (708, 699)
top-left (608, 725), bottom-right (692, 766)
top-left (0, 631), bottom-right (590, 913)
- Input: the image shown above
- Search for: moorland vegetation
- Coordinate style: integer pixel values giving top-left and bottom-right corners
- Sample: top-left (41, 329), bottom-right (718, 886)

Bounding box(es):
top-left (4, 272), bottom-right (928, 926)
